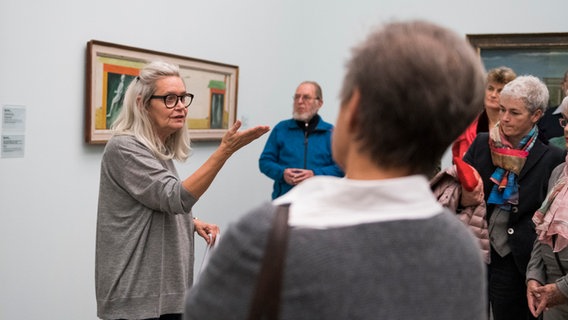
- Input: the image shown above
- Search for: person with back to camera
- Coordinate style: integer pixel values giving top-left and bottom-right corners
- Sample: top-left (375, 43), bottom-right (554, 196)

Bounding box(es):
top-left (452, 66), bottom-right (517, 160)
top-left (463, 75), bottom-right (567, 320)
top-left (538, 70), bottom-right (568, 149)
top-left (95, 60), bottom-right (269, 320)
top-left (259, 81), bottom-right (344, 199)
top-left (184, 20), bottom-right (488, 320)
top-left (527, 96), bottom-right (568, 319)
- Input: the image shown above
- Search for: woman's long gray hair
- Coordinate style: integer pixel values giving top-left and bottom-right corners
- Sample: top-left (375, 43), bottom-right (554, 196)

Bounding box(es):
top-left (112, 61), bottom-right (191, 161)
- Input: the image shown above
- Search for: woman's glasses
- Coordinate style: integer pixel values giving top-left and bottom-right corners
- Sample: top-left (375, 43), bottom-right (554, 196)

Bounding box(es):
top-left (150, 93), bottom-right (194, 108)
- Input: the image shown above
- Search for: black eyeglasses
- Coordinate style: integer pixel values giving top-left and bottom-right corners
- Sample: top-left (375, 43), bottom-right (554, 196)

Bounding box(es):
top-left (150, 93), bottom-right (194, 108)
top-left (559, 117), bottom-right (568, 128)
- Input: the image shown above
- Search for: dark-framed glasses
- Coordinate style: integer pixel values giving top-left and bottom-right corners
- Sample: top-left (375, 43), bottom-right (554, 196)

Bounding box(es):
top-left (559, 117), bottom-right (568, 128)
top-left (293, 94), bottom-right (319, 102)
top-left (150, 93), bottom-right (194, 108)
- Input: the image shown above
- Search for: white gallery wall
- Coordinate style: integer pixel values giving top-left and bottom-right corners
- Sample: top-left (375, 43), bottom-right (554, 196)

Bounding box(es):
top-left (1, 0), bottom-right (566, 318)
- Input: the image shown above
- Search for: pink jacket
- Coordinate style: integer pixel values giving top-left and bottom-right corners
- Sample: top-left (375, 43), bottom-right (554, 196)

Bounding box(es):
top-left (430, 165), bottom-right (490, 264)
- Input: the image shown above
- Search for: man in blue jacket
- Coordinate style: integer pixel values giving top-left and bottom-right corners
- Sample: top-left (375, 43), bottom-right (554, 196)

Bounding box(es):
top-left (259, 81), bottom-right (344, 199)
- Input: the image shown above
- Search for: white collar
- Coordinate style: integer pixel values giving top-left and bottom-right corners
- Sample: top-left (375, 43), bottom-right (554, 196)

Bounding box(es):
top-left (273, 175), bottom-right (443, 229)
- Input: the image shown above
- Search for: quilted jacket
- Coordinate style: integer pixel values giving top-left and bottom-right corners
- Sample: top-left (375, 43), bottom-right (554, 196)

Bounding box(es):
top-left (430, 165), bottom-right (490, 263)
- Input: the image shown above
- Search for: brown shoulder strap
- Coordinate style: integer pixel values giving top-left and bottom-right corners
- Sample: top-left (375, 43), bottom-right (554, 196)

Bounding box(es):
top-left (247, 204), bottom-right (290, 320)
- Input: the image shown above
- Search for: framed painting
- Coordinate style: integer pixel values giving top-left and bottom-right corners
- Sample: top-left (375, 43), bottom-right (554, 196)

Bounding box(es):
top-left (467, 33), bottom-right (568, 107)
top-left (85, 40), bottom-right (239, 144)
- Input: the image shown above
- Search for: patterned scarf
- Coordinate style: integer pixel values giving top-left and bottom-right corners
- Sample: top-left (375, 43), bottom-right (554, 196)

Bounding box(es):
top-left (487, 123), bottom-right (538, 210)
top-left (533, 159), bottom-right (568, 252)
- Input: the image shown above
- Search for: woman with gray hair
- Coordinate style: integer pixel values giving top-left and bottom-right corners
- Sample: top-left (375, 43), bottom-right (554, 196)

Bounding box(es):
top-left (464, 75), bottom-right (566, 320)
top-left (95, 60), bottom-right (269, 320)
top-left (186, 20), bottom-right (489, 320)
top-left (527, 96), bottom-right (568, 319)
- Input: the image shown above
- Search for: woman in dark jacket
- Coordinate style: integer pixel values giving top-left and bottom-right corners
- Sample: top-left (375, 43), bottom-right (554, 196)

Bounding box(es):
top-left (464, 75), bottom-right (566, 320)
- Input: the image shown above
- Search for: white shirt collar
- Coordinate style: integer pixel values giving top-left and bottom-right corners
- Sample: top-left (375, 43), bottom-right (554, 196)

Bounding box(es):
top-left (273, 175), bottom-right (442, 229)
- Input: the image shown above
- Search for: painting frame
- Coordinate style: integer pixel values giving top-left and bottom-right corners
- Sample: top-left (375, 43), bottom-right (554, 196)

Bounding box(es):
top-left (466, 32), bottom-right (568, 107)
top-left (85, 40), bottom-right (239, 144)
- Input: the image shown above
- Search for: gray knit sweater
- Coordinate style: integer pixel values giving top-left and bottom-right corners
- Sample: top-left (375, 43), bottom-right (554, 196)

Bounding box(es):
top-left (96, 134), bottom-right (197, 319)
top-left (185, 202), bottom-right (487, 320)
top-left (526, 163), bottom-right (568, 319)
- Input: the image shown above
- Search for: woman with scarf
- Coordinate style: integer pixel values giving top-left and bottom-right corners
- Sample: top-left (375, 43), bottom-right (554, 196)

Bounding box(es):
top-left (527, 97), bottom-right (568, 319)
top-left (463, 75), bottom-right (566, 320)
top-left (451, 66), bottom-right (517, 159)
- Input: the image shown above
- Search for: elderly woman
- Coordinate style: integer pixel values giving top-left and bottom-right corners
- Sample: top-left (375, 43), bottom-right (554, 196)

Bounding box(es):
top-left (95, 61), bottom-right (269, 320)
top-left (186, 20), bottom-right (489, 320)
top-left (464, 75), bottom-right (566, 320)
top-left (527, 97), bottom-right (568, 319)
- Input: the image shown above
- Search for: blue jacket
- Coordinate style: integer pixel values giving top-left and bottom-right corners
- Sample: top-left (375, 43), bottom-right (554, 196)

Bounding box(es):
top-left (259, 114), bottom-right (344, 199)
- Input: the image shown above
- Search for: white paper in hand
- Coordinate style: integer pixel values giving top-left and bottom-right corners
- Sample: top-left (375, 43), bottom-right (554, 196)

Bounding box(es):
top-left (197, 233), bottom-right (218, 278)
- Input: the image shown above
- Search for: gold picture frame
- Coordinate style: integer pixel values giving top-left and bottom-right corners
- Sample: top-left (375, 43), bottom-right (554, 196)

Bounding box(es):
top-left (467, 33), bottom-right (568, 107)
top-left (85, 40), bottom-right (239, 144)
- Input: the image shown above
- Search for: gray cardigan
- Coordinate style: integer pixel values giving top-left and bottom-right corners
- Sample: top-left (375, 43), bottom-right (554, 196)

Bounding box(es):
top-left (526, 163), bottom-right (568, 319)
top-left (185, 202), bottom-right (487, 320)
top-left (96, 134), bottom-right (198, 319)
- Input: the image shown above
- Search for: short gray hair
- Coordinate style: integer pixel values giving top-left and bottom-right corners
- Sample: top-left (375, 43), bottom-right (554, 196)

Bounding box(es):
top-left (500, 75), bottom-right (549, 114)
top-left (339, 20), bottom-right (485, 175)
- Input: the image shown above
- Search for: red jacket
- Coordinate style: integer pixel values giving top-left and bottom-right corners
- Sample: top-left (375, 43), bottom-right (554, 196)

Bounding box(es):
top-left (452, 116), bottom-right (480, 160)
